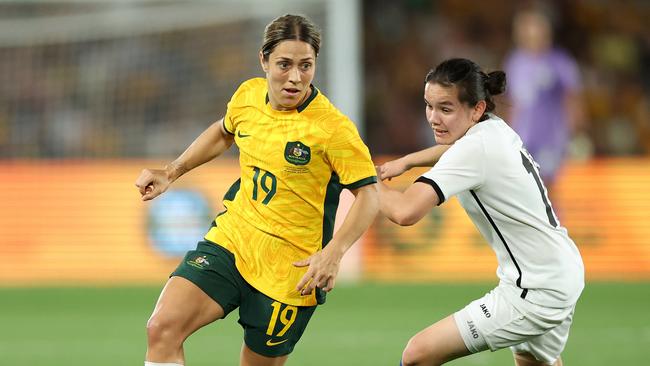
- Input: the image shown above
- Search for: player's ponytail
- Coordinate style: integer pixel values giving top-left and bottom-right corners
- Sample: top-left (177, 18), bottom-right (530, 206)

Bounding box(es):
top-left (482, 70), bottom-right (506, 112)
top-left (485, 71), bottom-right (506, 96)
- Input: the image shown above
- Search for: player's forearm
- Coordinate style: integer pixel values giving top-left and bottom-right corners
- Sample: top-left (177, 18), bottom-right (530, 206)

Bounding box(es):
top-left (328, 184), bottom-right (379, 256)
top-left (166, 119), bottom-right (233, 182)
top-left (402, 144), bottom-right (451, 168)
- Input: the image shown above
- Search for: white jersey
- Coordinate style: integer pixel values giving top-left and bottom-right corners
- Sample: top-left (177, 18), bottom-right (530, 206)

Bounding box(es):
top-left (419, 115), bottom-right (584, 308)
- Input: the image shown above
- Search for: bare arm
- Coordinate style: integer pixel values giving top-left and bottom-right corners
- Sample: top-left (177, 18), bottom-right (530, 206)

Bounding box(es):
top-left (378, 144), bottom-right (451, 180)
top-left (377, 178), bottom-right (439, 226)
top-left (294, 183), bottom-right (379, 294)
top-left (135, 118), bottom-right (235, 201)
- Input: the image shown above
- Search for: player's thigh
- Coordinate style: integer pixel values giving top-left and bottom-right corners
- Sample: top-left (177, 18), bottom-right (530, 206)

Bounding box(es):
top-left (403, 315), bottom-right (471, 365)
top-left (147, 276), bottom-right (224, 337)
top-left (238, 288), bottom-right (317, 358)
top-left (456, 285), bottom-right (574, 363)
top-left (149, 241), bottom-right (245, 336)
top-left (511, 306), bottom-right (574, 365)
top-left (452, 285), bottom-right (546, 355)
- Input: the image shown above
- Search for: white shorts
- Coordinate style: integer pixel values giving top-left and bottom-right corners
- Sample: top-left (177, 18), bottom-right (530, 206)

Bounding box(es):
top-left (453, 285), bottom-right (575, 365)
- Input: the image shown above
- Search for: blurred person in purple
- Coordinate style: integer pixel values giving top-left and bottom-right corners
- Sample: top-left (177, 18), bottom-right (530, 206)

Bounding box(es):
top-left (504, 8), bottom-right (584, 190)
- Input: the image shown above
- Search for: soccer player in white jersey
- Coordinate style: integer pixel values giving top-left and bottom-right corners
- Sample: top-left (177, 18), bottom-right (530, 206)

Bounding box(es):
top-left (376, 58), bottom-right (584, 366)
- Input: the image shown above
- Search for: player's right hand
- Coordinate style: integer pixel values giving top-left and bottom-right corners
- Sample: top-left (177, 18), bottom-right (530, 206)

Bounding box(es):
top-left (135, 168), bottom-right (171, 201)
top-left (376, 158), bottom-right (409, 181)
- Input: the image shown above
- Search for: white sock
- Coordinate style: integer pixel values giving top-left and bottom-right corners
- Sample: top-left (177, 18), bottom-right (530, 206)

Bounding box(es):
top-left (144, 362), bottom-right (183, 366)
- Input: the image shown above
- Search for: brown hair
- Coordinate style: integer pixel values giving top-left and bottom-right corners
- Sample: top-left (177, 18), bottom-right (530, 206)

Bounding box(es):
top-left (425, 58), bottom-right (506, 120)
top-left (261, 14), bottom-right (321, 60)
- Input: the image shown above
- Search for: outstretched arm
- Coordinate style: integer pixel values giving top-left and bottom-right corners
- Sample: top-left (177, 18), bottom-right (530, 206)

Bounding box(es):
top-left (377, 144), bottom-right (451, 180)
top-left (377, 178), bottom-right (440, 226)
top-left (294, 183), bottom-right (379, 295)
top-left (135, 118), bottom-right (235, 201)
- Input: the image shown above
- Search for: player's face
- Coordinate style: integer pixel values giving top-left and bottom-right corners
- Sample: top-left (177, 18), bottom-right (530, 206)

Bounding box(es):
top-left (424, 82), bottom-right (484, 145)
top-left (260, 40), bottom-right (317, 111)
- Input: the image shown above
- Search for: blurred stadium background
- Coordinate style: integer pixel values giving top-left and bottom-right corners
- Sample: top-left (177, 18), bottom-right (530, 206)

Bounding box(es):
top-left (1, 0), bottom-right (649, 365)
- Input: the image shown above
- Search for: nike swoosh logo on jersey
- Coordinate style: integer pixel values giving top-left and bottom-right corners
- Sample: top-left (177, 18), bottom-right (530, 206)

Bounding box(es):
top-left (237, 131), bottom-right (251, 138)
top-left (265, 339), bottom-right (289, 346)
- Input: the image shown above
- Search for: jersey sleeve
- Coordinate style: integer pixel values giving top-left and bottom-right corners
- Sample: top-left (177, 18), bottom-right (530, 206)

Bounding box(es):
top-left (223, 93), bottom-right (238, 135)
top-left (325, 118), bottom-right (377, 189)
top-left (419, 134), bottom-right (485, 204)
top-left (223, 78), bottom-right (260, 135)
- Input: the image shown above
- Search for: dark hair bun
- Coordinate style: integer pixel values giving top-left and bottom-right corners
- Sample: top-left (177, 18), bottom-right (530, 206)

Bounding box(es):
top-left (486, 71), bottom-right (506, 95)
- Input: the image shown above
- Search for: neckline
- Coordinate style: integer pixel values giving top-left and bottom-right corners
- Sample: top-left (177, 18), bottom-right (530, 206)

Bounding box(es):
top-left (265, 84), bottom-right (318, 113)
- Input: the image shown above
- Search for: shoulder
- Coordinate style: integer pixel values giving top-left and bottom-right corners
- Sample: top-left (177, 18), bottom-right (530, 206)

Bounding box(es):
top-left (547, 50), bottom-right (581, 87)
top-left (304, 89), bottom-right (357, 132)
top-left (237, 77), bottom-right (267, 92)
top-left (480, 115), bottom-right (519, 144)
top-left (476, 116), bottom-right (523, 163)
top-left (457, 116), bottom-right (515, 154)
top-left (229, 77), bottom-right (267, 106)
top-left (549, 49), bottom-right (579, 68)
top-left (448, 128), bottom-right (486, 158)
top-left (549, 48), bottom-right (573, 61)
top-left (437, 116), bottom-right (520, 180)
top-left (305, 88), bottom-right (339, 115)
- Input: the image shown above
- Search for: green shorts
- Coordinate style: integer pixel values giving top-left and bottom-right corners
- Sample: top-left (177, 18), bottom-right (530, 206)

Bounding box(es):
top-left (172, 240), bottom-right (317, 357)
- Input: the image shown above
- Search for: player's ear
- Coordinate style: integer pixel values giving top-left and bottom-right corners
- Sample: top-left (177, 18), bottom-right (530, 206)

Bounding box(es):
top-left (472, 100), bottom-right (487, 122)
top-left (259, 51), bottom-right (269, 74)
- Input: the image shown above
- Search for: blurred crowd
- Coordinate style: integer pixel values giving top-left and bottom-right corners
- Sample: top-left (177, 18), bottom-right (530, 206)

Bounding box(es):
top-left (364, 0), bottom-right (650, 156)
top-left (0, 5), bottom-right (261, 158)
top-left (0, 0), bottom-right (648, 158)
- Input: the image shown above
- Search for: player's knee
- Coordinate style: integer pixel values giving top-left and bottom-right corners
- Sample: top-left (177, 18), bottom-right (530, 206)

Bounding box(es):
top-left (401, 335), bottom-right (433, 366)
top-left (146, 314), bottom-right (183, 348)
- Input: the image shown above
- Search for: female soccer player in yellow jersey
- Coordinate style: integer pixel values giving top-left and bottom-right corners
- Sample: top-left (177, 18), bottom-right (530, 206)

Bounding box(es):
top-left (135, 14), bottom-right (379, 366)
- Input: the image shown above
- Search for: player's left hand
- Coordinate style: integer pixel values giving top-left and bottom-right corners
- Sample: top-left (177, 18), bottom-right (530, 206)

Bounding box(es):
top-left (293, 245), bottom-right (343, 295)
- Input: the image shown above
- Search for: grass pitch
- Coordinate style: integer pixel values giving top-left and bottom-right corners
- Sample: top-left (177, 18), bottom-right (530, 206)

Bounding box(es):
top-left (0, 282), bottom-right (647, 365)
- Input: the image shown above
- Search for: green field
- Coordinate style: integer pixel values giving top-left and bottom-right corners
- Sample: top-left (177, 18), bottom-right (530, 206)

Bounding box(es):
top-left (1, 282), bottom-right (647, 365)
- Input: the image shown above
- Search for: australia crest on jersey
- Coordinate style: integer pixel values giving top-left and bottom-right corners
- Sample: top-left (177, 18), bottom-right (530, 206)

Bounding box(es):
top-left (284, 141), bottom-right (311, 165)
top-left (187, 255), bottom-right (210, 269)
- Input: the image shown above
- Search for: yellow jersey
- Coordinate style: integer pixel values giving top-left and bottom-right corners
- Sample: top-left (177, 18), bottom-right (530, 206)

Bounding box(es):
top-left (204, 78), bottom-right (376, 306)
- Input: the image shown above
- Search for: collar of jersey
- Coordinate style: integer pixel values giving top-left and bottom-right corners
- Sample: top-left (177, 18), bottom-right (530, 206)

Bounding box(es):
top-left (265, 84), bottom-right (318, 113)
